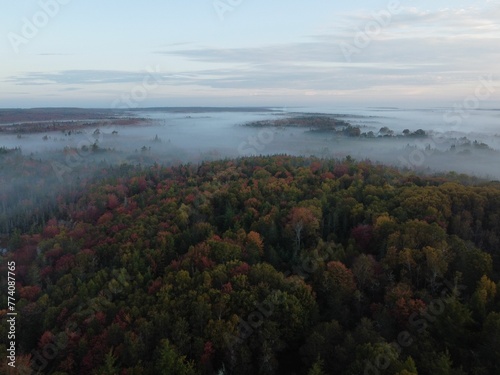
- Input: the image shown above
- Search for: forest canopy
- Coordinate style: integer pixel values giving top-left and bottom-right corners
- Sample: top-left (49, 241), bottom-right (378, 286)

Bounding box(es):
top-left (1, 155), bottom-right (500, 375)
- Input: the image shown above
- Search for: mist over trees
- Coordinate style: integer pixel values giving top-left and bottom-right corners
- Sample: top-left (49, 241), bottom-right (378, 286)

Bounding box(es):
top-left (1, 108), bottom-right (500, 374)
top-left (2, 107), bottom-right (500, 239)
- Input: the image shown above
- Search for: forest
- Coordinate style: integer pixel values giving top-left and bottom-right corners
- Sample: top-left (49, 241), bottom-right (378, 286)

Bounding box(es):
top-left (1, 154), bottom-right (500, 374)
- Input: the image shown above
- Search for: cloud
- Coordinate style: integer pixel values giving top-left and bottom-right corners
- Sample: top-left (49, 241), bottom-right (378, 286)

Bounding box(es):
top-left (5, 6), bottom-right (500, 98)
top-left (152, 6), bottom-right (500, 91)
top-left (5, 70), bottom-right (168, 86)
top-left (38, 53), bottom-right (73, 56)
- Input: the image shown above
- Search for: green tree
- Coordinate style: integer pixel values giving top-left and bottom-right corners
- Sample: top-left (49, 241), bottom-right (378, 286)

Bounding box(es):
top-left (308, 357), bottom-right (326, 375)
top-left (155, 339), bottom-right (196, 375)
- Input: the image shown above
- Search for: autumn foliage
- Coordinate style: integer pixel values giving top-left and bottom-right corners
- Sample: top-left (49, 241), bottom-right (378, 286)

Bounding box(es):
top-left (1, 155), bottom-right (500, 374)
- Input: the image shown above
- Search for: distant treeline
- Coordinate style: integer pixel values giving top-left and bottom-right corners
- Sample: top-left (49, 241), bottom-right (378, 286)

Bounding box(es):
top-left (244, 115), bottom-right (433, 138)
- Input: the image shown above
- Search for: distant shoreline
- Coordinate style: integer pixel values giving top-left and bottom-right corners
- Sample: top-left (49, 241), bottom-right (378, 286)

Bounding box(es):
top-left (0, 107), bottom-right (281, 124)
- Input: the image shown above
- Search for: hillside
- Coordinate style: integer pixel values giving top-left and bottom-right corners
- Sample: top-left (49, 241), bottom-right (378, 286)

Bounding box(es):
top-left (1, 155), bottom-right (500, 375)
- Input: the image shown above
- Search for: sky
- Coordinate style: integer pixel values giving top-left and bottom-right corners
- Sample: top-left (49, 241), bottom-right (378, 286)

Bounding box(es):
top-left (1, 0), bottom-right (499, 108)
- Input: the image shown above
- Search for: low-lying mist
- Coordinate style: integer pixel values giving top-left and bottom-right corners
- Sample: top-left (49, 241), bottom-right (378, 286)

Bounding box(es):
top-left (1, 107), bottom-right (499, 236)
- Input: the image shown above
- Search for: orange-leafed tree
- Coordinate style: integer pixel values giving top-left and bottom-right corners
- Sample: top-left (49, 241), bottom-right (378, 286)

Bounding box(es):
top-left (245, 230), bottom-right (264, 263)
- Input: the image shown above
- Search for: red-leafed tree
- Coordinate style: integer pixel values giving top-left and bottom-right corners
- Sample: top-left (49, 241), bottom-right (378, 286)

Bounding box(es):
top-left (19, 285), bottom-right (41, 302)
top-left (351, 224), bottom-right (374, 253)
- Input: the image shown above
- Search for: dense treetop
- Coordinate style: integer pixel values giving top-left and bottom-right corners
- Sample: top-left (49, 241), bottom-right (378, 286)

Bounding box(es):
top-left (1, 155), bottom-right (499, 374)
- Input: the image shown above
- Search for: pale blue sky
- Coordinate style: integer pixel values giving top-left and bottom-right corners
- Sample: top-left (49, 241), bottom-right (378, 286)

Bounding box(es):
top-left (1, 0), bottom-right (499, 107)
